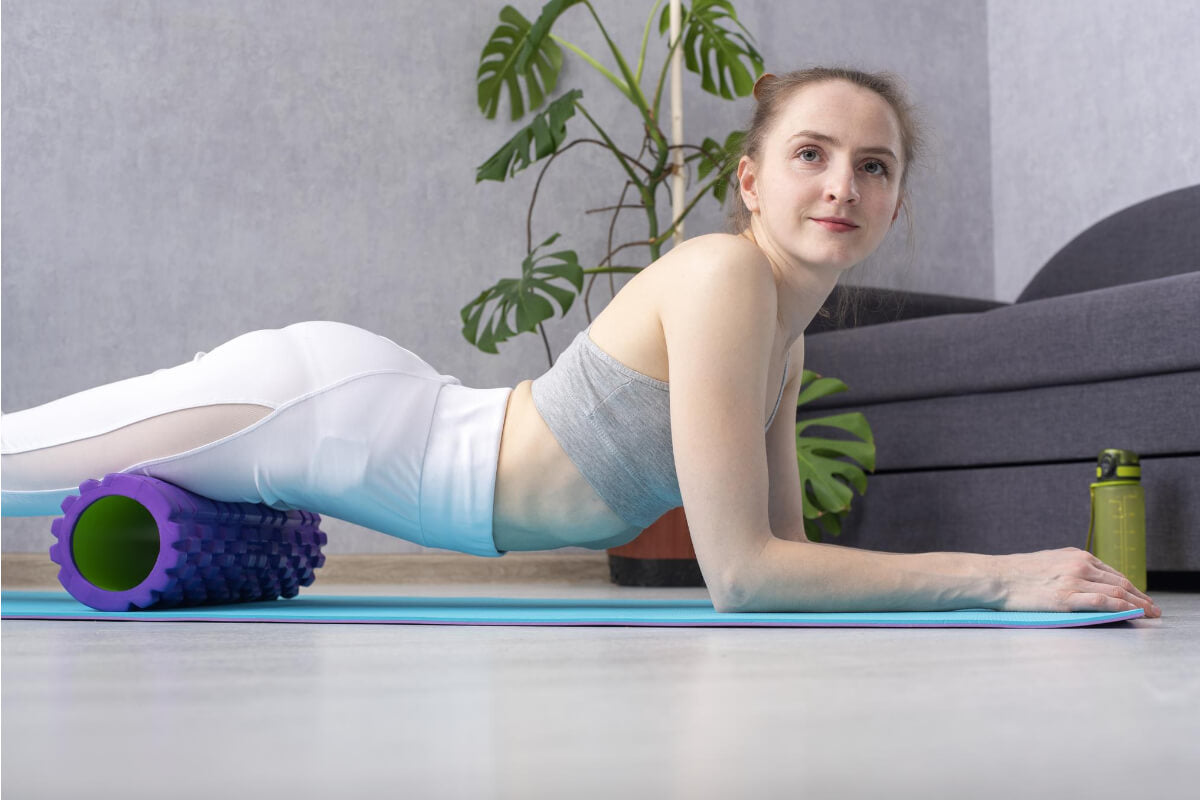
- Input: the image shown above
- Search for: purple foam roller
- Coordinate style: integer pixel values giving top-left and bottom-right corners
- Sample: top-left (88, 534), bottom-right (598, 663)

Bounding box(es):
top-left (49, 473), bottom-right (326, 612)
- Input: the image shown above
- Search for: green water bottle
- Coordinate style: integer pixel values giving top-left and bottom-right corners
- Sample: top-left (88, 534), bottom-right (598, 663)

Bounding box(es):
top-left (1085, 449), bottom-right (1147, 592)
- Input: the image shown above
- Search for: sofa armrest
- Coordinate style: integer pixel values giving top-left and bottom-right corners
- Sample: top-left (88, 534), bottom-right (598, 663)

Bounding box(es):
top-left (803, 272), bottom-right (1200, 407)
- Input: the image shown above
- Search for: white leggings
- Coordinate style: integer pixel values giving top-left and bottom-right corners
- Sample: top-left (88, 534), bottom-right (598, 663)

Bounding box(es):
top-left (1, 321), bottom-right (513, 557)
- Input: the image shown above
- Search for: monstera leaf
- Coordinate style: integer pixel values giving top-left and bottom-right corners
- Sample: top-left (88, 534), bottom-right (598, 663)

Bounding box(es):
top-left (694, 129), bottom-right (746, 203)
top-left (460, 233), bottom-right (585, 354)
top-left (478, 4), bottom-right (565, 120)
top-left (794, 370), bottom-right (876, 542)
top-left (515, 0), bottom-right (586, 73)
top-left (659, 0), bottom-right (763, 100)
top-left (476, 89), bottom-right (583, 182)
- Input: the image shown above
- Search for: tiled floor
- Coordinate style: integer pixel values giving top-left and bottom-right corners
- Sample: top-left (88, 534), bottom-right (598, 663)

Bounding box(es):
top-left (2, 580), bottom-right (1197, 799)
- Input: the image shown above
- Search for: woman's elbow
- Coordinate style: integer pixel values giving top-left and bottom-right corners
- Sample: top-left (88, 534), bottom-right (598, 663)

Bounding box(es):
top-left (711, 567), bottom-right (757, 613)
top-left (711, 595), bottom-right (744, 614)
top-left (710, 534), bottom-right (787, 612)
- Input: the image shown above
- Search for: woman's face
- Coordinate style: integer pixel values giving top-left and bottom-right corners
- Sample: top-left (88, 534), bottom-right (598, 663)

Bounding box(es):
top-left (739, 79), bottom-right (904, 272)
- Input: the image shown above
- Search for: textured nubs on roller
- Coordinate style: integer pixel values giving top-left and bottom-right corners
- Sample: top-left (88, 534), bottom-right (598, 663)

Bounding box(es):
top-left (49, 473), bottom-right (327, 611)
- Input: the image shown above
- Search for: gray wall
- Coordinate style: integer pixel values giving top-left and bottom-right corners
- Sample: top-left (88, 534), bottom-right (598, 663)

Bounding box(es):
top-left (2, 0), bottom-right (1194, 553)
top-left (988, 0), bottom-right (1200, 302)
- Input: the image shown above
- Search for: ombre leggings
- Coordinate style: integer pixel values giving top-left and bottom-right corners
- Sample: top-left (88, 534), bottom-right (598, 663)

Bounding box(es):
top-left (1, 321), bottom-right (512, 557)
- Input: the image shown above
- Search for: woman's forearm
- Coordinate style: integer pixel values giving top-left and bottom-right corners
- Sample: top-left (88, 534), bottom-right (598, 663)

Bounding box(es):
top-left (729, 536), bottom-right (1005, 613)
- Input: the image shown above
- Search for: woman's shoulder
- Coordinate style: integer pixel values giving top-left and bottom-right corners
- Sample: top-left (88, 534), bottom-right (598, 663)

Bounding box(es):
top-left (582, 232), bottom-right (778, 392)
top-left (668, 232), bottom-right (771, 269)
top-left (657, 233), bottom-right (776, 316)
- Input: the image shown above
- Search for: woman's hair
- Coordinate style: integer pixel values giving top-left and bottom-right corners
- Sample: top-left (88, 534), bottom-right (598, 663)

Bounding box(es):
top-left (726, 66), bottom-right (927, 328)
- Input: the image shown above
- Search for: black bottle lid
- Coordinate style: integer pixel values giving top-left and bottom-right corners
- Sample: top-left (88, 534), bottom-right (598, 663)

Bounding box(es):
top-left (1096, 448), bottom-right (1141, 482)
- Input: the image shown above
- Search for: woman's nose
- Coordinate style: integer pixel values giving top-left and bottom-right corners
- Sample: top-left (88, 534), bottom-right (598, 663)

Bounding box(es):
top-left (824, 164), bottom-right (860, 204)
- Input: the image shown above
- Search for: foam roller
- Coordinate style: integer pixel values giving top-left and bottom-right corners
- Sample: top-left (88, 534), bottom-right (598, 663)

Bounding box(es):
top-left (49, 473), bottom-right (326, 612)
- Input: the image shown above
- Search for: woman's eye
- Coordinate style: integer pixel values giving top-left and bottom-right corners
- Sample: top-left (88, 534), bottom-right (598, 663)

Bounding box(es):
top-left (797, 148), bottom-right (819, 162)
top-left (864, 160), bottom-right (889, 176)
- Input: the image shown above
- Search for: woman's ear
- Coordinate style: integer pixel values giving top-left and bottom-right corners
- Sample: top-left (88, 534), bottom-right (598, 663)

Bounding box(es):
top-left (737, 156), bottom-right (759, 213)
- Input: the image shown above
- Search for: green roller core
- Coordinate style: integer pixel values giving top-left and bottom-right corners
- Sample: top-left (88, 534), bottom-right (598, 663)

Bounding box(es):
top-left (71, 495), bottom-right (161, 592)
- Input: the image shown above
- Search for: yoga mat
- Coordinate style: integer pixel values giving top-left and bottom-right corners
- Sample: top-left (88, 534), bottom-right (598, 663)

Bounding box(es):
top-left (1, 591), bottom-right (1144, 628)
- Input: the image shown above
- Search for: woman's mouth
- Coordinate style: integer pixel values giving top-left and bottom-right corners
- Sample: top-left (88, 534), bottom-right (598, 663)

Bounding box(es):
top-left (811, 217), bottom-right (860, 233)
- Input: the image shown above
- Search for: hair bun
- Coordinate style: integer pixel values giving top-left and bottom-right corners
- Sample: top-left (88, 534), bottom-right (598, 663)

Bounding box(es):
top-left (752, 72), bottom-right (777, 101)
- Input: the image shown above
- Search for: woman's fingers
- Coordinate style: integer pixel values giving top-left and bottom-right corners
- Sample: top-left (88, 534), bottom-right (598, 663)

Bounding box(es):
top-left (1087, 562), bottom-right (1150, 601)
top-left (1084, 555), bottom-right (1160, 609)
top-left (1067, 586), bottom-right (1139, 614)
top-left (1071, 590), bottom-right (1135, 613)
top-left (1078, 571), bottom-right (1161, 617)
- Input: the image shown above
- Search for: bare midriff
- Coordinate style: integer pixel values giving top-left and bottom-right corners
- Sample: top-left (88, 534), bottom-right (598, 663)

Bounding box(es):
top-left (491, 378), bottom-right (645, 552)
top-left (489, 238), bottom-right (794, 553)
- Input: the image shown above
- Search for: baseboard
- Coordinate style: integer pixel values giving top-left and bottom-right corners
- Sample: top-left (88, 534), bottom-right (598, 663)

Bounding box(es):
top-left (1, 551), bottom-right (613, 589)
top-left (1147, 571), bottom-right (1200, 591)
top-left (608, 555), bottom-right (707, 587)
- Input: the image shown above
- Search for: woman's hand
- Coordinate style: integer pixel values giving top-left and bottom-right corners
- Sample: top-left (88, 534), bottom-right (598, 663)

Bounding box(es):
top-left (998, 547), bottom-right (1162, 618)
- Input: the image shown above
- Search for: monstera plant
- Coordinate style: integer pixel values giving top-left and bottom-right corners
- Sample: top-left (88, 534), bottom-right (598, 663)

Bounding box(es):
top-left (463, 0), bottom-right (760, 360)
top-left (463, 0), bottom-right (875, 547)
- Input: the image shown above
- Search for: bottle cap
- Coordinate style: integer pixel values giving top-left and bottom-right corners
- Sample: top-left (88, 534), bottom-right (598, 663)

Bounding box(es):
top-left (1096, 448), bottom-right (1141, 481)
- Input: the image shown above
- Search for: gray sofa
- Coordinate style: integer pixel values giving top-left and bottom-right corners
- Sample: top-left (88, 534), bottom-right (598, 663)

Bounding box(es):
top-left (799, 184), bottom-right (1200, 588)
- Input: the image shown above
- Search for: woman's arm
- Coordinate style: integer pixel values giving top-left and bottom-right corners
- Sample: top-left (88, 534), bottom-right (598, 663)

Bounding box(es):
top-left (754, 394), bottom-right (1158, 616)
top-left (733, 535), bottom-right (1160, 617)
top-left (657, 235), bottom-right (1161, 618)
top-left (758, 373), bottom-right (1004, 613)
top-left (660, 241), bottom-right (1000, 615)
top-left (660, 236), bottom-right (780, 612)
top-left (731, 536), bottom-right (1002, 613)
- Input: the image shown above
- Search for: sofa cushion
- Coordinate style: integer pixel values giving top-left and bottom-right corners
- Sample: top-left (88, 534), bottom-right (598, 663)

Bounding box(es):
top-left (803, 271), bottom-right (1200, 408)
top-left (1017, 184), bottom-right (1200, 303)
top-left (797, 370), bottom-right (1200, 470)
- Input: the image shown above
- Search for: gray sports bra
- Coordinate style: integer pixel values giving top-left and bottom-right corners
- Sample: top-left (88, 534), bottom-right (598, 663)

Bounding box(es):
top-left (529, 324), bottom-right (789, 530)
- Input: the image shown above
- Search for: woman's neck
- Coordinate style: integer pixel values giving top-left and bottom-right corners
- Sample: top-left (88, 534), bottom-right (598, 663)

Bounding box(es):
top-left (739, 225), bottom-right (842, 345)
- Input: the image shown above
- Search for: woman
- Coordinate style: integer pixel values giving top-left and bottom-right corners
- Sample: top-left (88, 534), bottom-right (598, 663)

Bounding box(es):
top-left (1, 67), bottom-right (1161, 618)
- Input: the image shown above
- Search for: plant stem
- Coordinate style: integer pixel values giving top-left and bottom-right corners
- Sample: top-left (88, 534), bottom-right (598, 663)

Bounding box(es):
top-left (524, 137), bottom-right (651, 255)
top-left (596, 171), bottom-right (729, 266)
top-left (664, 172), bottom-right (730, 240)
top-left (636, 0), bottom-right (668, 84)
top-left (580, 0), bottom-right (669, 175)
top-left (583, 266), bottom-right (642, 275)
top-left (589, 140), bottom-right (646, 320)
top-left (549, 33), bottom-right (631, 101)
top-left (585, 202), bottom-right (647, 214)
top-left (576, 1), bottom-right (682, 259)
top-left (574, 103), bottom-right (651, 205)
top-left (568, 106), bottom-right (662, 255)
top-left (581, 1), bottom-right (650, 119)
top-left (603, 239), bottom-right (658, 261)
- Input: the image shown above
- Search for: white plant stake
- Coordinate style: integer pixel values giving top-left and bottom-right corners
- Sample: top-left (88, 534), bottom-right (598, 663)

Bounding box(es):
top-left (670, 0), bottom-right (685, 246)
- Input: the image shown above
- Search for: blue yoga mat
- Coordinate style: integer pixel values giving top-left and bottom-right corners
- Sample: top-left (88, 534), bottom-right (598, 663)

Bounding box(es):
top-left (0, 591), bottom-right (1144, 628)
